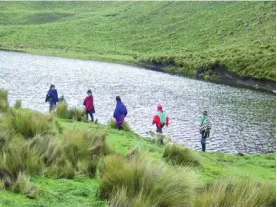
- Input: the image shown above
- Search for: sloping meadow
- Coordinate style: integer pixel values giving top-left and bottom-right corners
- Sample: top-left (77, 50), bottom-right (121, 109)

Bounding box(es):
top-left (0, 89), bottom-right (112, 199)
top-left (0, 88), bottom-right (275, 206)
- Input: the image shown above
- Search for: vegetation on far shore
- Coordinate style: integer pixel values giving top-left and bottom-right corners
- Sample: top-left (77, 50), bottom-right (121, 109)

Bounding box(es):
top-left (0, 1), bottom-right (275, 82)
top-left (0, 89), bottom-right (275, 206)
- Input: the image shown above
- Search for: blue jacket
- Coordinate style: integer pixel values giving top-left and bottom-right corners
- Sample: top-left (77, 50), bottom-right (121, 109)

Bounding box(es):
top-left (45, 89), bottom-right (59, 105)
top-left (113, 101), bottom-right (127, 125)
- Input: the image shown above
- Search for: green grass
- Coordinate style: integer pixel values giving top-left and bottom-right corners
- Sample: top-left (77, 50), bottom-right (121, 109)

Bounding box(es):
top-left (163, 144), bottom-right (202, 167)
top-left (0, 90), bottom-right (275, 206)
top-left (99, 153), bottom-right (196, 207)
top-left (192, 176), bottom-right (276, 207)
top-left (0, 117), bottom-right (275, 206)
top-left (0, 89), bottom-right (9, 112)
top-left (0, 2), bottom-right (275, 80)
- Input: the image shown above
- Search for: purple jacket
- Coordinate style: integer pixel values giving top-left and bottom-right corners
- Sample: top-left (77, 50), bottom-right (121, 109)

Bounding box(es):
top-left (113, 101), bottom-right (127, 125)
top-left (45, 89), bottom-right (59, 105)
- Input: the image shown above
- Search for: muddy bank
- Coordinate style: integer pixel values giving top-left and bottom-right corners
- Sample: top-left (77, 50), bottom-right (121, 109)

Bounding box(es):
top-left (136, 62), bottom-right (276, 94)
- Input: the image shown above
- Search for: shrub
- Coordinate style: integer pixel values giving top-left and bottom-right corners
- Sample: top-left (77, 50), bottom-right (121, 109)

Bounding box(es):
top-left (192, 176), bottom-right (276, 207)
top-left (163, 144), bottom-right (201, 167)
top-left (98, 153), bottom-right (196, 207)
top-left (107, 119), bottom-right (132, 132)
top-left (0, 89), bottom-right (9, 112)
top-left (14, 100), bottom-right (21, 109)
top-left (7, 110), bottom-right (57, 138)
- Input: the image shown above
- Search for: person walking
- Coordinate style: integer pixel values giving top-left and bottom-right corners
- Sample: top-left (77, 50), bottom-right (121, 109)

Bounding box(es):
top-left (45, 84), bottom-right (59, 112)
top-left (83, 89), bottom-right (95, 122)
top-left (152, 104), bottom-right (169, 144)
top-left (199, 110), bottom-right (212, 152)
top-left (113, 96), bottom-right (127, 130)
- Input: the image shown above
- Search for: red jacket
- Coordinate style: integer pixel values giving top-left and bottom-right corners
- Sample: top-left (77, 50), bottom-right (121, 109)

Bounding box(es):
top-left (152, 115), bottom-right (169, 128)
top-left (83, 95), bottom-right (94, 111)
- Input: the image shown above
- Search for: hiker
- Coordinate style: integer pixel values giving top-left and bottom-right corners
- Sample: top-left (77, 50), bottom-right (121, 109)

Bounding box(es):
top-left (45, 84), bottom-right (59, 112)
top-left (83, 89), bottom-right (95, 122)
top-left (199, 110), bottom-right (212, 152)
top-left (152, 104), bottom-right (169, 144)
top-left (113, 96), bottom-right (128, 130)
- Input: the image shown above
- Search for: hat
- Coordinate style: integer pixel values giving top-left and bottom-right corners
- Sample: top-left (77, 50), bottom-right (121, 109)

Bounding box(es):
top-left (116, 96), bottom-right (121, 101)
top-left (87, 89), bottom-right (92, 94)
top-left (157, 104), bottom-right (163, 112)
top-left (203, 111), bottom-right (208, 115)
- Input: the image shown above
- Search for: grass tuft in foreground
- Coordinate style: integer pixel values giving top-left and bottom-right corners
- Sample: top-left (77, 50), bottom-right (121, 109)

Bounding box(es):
top-left (56, 102), bottom-right (87, 122)
top-left (0, 89), bottom-right (9, 112)
top-left (163, 144), bottom-right (201, 167)
top-left (192, 176), bottom-right (276, 207)
top-left (98, 152), bottom-right (196, 207)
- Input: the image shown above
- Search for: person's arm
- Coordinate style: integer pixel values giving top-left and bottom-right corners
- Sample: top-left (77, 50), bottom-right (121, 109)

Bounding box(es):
top-left (152, 116), bottom-right (156, 125)
top-left (83, 97), bottom-right (87, 106)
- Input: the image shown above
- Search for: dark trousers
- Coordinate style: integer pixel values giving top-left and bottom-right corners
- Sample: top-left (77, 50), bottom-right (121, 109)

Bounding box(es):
top-left (156, 123), bottom-right (165, 134)
top-left (201, 132), bottom-right (208, 152)
top-left (49, 102), bottom-right (56, 112)
top-left (156, 124), bottom-right (165, 144)
top-left (86, 111), bottom-right (94, 122)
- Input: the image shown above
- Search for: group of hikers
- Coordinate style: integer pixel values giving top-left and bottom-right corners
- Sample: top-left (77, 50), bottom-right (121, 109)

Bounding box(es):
top-left (45, 84), bottom-right (212, 152)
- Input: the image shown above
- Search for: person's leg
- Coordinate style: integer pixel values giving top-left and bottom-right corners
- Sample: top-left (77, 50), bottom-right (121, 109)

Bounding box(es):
top-left (86, 111), bottom-right (89, 120)
top-left (201, 133), bottom-right (206, 152)
top-left (156, 127), bottom-right (162, 133)
top-left (49, 102), bottom-right (55, 112)
top-left (89, 111), bottom-right (94, 122)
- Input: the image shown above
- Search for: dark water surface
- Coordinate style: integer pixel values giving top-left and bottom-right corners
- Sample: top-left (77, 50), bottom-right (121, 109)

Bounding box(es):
top-left (0, 51), bottom-right (275, 153)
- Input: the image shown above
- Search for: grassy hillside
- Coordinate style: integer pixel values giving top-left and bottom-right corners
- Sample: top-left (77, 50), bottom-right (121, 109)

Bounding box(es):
top-left (0, 1), bottom-right (275, 81)
top-left (0, 89), bottom-right (276, 206)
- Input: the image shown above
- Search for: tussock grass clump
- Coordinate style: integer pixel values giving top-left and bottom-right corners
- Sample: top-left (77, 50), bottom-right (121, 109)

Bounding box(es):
top-left (163, 144), bottom-right (201, 167)
top-left (56, 102), bottom-right (86, 121)
top-left (12, 172), bottom-right (39, 199)
top-left (14, 100), bottom-right (22, 109)
top-left (67, 108), bottom-right (86, 121)
top-left (56, 102), bottom-right (69, 119)
top-left (0, 129), bottom-right (13, 152)
top-left (0, 89), bottom-right (9, 112)
top-left (7, 110), bottom-right (57, 138)
top-left (45, 130), bottom-right (110, 179)
top-left (63, 130), bottom-right (110, 164)
top-left (27, 135), bottom-right (61, 166)
top-left (98, 153), bottom-right (196, 207)
top-left (107, 119), bottom-right (132, 132)
top-left (192, 176), bottom-right (276, 207)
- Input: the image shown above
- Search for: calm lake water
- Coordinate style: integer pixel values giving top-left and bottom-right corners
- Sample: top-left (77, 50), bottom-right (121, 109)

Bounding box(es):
top-left (0, 51), bottom-right (275, 153)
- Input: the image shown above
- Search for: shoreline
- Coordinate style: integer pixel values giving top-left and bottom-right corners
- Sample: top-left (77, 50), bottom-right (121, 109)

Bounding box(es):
top-left (1, 47), bottom-right (275, 95)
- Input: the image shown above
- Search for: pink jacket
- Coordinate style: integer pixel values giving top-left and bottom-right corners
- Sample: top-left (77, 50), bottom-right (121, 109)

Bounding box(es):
top-left (83, 95), bottom-right (94, 111)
